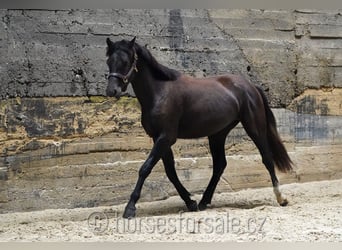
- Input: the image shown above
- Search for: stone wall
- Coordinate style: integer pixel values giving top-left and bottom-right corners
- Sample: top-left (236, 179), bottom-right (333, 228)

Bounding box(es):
top-left (0, 9), bottom-right (341, 213)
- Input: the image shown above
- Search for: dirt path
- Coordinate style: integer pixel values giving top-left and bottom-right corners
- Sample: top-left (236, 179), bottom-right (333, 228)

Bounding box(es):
top-left (1, 179), bottom-right (341, 242)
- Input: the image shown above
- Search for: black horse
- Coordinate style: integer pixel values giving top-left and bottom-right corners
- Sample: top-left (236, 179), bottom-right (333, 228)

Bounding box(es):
top-left (105, 37), bottom-right (293, 218)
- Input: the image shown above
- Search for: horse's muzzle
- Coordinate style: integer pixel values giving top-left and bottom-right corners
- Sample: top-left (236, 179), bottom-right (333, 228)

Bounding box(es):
top-left (106, 88), bottom-right (118, 98)
top-left (106, 81), bottom-right (122, 99)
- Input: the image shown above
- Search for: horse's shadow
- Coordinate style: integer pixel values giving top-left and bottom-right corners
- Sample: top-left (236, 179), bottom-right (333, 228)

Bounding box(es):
top-left (111, 194), bottom-right (278, 218)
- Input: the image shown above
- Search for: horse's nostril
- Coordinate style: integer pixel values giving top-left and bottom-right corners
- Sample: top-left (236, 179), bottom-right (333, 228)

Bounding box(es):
top-left (106, 88), bottom-right (116, 97)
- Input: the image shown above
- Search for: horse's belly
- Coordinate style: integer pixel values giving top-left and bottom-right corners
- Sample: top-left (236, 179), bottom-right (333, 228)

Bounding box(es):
top-left (177, 113), bottom-right (238, 139)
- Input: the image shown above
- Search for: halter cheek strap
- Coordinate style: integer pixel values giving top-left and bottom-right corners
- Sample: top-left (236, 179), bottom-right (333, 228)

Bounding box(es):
top-left (107, 49), bottom-right (138, 84)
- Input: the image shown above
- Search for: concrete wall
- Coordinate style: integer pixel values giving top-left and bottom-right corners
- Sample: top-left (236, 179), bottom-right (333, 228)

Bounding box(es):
top-left (0, 9), bottom-right (341, 213)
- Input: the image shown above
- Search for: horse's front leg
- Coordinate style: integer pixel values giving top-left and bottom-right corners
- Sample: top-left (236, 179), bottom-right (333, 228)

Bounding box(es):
top-left (162, 148), bottom-right (198, 212)
top-left (123, 134), bottom-right (175, 218)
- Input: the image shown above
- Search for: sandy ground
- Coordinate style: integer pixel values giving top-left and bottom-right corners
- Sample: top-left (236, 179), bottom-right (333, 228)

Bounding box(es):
top-left (0, 179), bottom-right (341, 242)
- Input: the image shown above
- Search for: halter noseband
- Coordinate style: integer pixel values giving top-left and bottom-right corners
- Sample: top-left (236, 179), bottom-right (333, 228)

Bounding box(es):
top-left (107, 48), bottom-right (138, 84)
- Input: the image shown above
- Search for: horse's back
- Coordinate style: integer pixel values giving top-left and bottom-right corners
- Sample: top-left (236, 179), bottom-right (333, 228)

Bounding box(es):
top-left (180, 73), bottom-right (257, 93)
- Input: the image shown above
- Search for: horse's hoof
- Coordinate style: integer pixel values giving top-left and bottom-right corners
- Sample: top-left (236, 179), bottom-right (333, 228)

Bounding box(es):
top-left (123, 206), bottom-right (136, 219)
top-left (187, 200), bottom-right (198, 212)
top-left (198, 202), bottom-right (207, 211)
top-left (279, 199), bottom-right (289, 207)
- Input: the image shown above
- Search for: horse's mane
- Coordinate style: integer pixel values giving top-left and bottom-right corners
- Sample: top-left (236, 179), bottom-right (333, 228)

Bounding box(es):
top-left (134, 43), bottom-right (180, 81)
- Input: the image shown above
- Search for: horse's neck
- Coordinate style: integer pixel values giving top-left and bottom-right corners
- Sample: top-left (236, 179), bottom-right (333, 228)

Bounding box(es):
top-left (131, 65), bottom-right (156, 111)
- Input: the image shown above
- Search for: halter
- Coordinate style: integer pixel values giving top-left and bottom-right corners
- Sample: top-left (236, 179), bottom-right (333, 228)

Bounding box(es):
top-left (107, 48), bottom-right (138, 84)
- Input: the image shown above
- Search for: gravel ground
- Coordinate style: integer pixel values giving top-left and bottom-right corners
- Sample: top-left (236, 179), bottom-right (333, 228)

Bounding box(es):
top-left (0, 179), bottom-right (341, 242)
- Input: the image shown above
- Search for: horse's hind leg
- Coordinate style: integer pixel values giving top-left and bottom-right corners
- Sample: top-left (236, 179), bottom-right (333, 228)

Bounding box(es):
top-left (162, 149), bottom-right (198, 211)
top-left (198, 123), bottom-right (237, 211)
top-left (255, 140), bottom-right (288, 206)
top-left (259, 144), bottom-right (288, 206)
top-left (241, 118), bottom-right (288, 206)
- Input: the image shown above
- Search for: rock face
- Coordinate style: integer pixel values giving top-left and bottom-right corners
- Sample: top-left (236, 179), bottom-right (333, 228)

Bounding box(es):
top-left (0, 9), bottom-right (341, 213)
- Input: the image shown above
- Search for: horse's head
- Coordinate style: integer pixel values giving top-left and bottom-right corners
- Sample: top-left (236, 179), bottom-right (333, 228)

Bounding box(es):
top-left (105, 37), bottom-right (138, 98)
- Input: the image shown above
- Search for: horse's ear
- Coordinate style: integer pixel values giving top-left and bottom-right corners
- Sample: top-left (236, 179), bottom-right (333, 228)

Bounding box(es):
top-left (106, 37), bottom-right (113, 47)
top-left (106, 38), bottom-right (114, 56)
top-left (129, 36), bottom-right (136, 48)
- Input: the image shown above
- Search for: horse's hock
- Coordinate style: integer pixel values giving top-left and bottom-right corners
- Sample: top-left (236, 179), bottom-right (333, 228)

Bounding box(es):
top-left (0, 9), bottom-right (341, 213)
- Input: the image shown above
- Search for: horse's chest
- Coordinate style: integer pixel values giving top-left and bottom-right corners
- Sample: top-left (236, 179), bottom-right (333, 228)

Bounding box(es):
top-left (141, 107), bottom-right (174, 138)
top-left (141, 112), bottom-right (158, 138)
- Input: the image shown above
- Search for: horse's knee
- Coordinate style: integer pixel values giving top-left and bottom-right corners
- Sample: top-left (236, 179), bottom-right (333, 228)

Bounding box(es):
top-left (219, 164), bottom-right (226, 175)
top-left (139, 169), bottom-right (151, 179)
top-left (213, 159), bottom-right (227, 177)
top-left (138, 160), bottom-right (154, 178)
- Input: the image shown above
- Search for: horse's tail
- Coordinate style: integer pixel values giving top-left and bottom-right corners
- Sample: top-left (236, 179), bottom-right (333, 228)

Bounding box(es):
top-left (256, 86), bottom-right (293, 173)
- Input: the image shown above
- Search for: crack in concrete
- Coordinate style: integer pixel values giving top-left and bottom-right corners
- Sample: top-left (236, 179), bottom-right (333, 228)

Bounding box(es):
top-left (220, 175), bottom-right (235, 192)
top-left (205, 10), bottom-right (263, 87)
